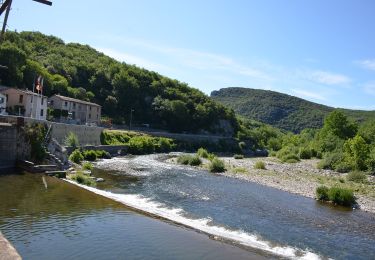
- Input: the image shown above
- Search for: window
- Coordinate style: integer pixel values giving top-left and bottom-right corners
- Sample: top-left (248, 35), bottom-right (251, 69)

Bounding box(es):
top-left (19, 95), bottom-right (23, 103)
top-left (40, 109), bottom-right (44, 117)
top-left (50, 100), bottom-right (54, 106)
top-left (78, 105), bottom-right (81, 110)
top-left (89, 114), bottom-right (91, 119)
top-left (90, 106), bottom-right (92, 111)
top-left (73, 103), bottom-right (76, 109)
top-left (41, 98), bottom-right (44, 105)
top-left (97, 107), bottom-right (99, 112)
top-left (96, 114), bottom-right (98, 119)
top-left (65, 101), bottom-right (68, 107)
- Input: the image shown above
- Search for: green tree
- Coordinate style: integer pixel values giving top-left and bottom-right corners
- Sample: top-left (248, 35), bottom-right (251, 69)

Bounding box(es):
top-left (0, 43), bottom-right (27, 86)
top-left (321, 110), bottom-right (358, 140)
top-left (343, 135), bottom-right (369, 171)
top-left (103, 96), bottom-right (118, 116)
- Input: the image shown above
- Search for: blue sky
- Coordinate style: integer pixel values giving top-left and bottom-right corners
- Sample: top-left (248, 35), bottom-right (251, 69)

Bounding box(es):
top-left (5, 0), bottom-right (375, 110)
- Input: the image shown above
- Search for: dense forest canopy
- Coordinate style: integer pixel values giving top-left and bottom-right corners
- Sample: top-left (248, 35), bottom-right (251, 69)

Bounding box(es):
top-left (0, 31), bottom-right (237, 134)
top-left (211, 87), bottom-right (375, 133)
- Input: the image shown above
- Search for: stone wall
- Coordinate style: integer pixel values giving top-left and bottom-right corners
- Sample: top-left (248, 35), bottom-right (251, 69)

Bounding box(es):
top-left (47, 121), bottom-right (103, 146)
top-left (0, 115), bottom-right (104, 146)
top-left (0, 123), bottom-right (16, 170)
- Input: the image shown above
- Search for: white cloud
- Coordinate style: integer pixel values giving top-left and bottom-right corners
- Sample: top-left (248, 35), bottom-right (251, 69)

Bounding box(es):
top-left (291, 89), bottom-right (328, 101)
top-left (356, 59), bottom-right (375, 71)
top-left (299, 70), bottom-right (351, 85)
top-left (96, 47), bottom-right (174, 73)
top-left (98, 36), bottom-right (273, 81)
top-left (363, 81), bottom-right (375, 96)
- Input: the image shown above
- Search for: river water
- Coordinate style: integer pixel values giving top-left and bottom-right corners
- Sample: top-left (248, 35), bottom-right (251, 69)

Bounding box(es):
top-left (0, 171), bottom-right (266, 259)
top-left (1, 155), bottom-right (375, 259)
top-left (90, 155), bottom-right (375, 260)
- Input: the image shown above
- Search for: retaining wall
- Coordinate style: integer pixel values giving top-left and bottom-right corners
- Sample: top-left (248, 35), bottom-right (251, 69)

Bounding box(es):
top-left (0, 123), bottom-right (16, 170)
top-left (0, 115), bottom-right (103, 146)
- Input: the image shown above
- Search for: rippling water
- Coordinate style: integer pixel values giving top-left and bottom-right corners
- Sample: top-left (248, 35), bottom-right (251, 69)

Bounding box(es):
top-left (90, 154), bottom-right (375, 260)
top-left (0, 172), bottom-right (267, 260)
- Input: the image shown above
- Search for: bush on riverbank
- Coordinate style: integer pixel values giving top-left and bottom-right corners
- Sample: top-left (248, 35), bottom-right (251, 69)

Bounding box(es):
top-left (276, 146), bottom-right (300, 163)
top-left (346, 171), bottom-right (367, 183)
top-left (189, 155), bottom-right (202, 166)
top-left (316, 185), bottom-right (355, 207)
top-left (209, 158), bottom-right (226, 173)
top-left (69, 149), bottom-right (84, 164)
top-left (316, 186), bottom-right (329, 201)
top-left (197, 148), bottom-right (209, 158)
top-left (64, 132), bottom-right (79, 148)
top-left (82, 162), bottom-right (93, 170)
top-left (177, 154), bottom-right (202, 166)
top-left (102, 130), bottom-right (175, 154)
top-left (24, 123), bottom-right (48, 163)
top-left (254, 161), bottom-right (266, 169)
top-left (69, 171), bottom-right (96, 186)
top-left (83, 150), bottom-right (97, 161)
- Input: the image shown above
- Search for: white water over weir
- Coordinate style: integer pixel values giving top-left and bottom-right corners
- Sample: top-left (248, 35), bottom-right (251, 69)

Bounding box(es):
top-left (65, 179), bottom-right (320, 260)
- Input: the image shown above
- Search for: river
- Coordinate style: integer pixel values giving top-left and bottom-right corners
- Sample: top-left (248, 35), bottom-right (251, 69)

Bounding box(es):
top-left (0, 171), bottom-right (267, 259)
top-left (1, 154), bottom-right (375, 259)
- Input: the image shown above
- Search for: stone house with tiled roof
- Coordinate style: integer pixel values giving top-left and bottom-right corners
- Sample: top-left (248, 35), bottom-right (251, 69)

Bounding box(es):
top-left (48, 94), bottom-right (101, 125)
top-left (0, 86), bottom-right (47, 120)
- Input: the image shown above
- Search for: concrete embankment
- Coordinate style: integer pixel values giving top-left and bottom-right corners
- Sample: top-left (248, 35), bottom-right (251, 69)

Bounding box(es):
top-left (0, 232), bottom-right (21, 260)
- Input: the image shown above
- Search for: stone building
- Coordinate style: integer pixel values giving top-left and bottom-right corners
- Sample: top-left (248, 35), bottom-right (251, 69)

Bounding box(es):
top-left (0, 86), bottom-right (47, 120)
top-left (48, 94), bottom-right (101, 125)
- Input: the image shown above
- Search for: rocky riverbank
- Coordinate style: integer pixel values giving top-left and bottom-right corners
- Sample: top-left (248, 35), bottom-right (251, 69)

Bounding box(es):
top-left (167, 155), bottom-right (375, 214)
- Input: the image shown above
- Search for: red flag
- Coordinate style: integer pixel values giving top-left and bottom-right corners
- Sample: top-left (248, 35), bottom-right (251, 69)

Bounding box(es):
top-left (35, 75), bottom-right (42, 93)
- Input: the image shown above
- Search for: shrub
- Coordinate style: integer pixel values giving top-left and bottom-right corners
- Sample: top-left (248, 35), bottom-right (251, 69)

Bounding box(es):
top-left (82, 162), bottom-right (93, 171)
top-left (335, 161), bottom-right (353, 173)
top-left (24, 123), bottom-right (47, 163)
top-left (299, 147), bottom-right (312, 159)
top-left (282, 154), bottom-right (300, 163)
top-left (317, 151), bottom-right (344, 170)
top-left (177, 154), bottom-right (193, 165)
top-left (189, 155), bottom-right (202, 166)
top-left (267, 137), bottom-right (282, 151)
top-left (197, 148), bottom-right (209, 158)
top-left (346, 171), bottom-right (367, 183)
top-left (277, 146), bottom-right (300, 163)
top-left (254, 161), bottom-right (266, 169)
top-left (70, 171), bottom-right (96, 186)
top-left (155, 137), bottom-right (175, 152)
top-left (64, 132), bottom-right (79, 148)
top-left (207, 153), bottom-right (217, 161)
top-left (343, 135), bottom-right (369, 171)
top-left (269, 150), bottom-right (277, 157)
top-left (69, 149), bottom-right (84, 164)
top-left (233, 167), bottom-right (248, 174)
top-left (234, 154), bottom-right (244, 159)
top-left (316, 186), bottom-right (329, 201)
top-left (128, 136), bottom-right (155, 154)
top-left (95, 150), bottom-right (111, 159)
top-left (328, 187), bottom-right (355, 206)
top-left (209, 158), bottom-right (226, 173)
top-left (83, 150), bottom-right (97, 161)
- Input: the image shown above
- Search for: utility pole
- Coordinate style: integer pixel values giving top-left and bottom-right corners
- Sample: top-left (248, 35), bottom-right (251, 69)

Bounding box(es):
top-left (129, 109), bottom-right (134, 131)
top-left (0, 0), bottom-right (52, 43)
top-left (0, 0), bottom-right (12, 42)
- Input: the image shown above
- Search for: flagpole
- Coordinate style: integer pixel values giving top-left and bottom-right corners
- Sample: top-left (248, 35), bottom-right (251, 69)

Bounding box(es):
top-left (30, 74), bottom-right (36, 118)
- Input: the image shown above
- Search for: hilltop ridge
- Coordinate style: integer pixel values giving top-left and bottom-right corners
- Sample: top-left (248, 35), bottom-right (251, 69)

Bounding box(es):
top-left (211, 87), bottom-right (375, 133)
